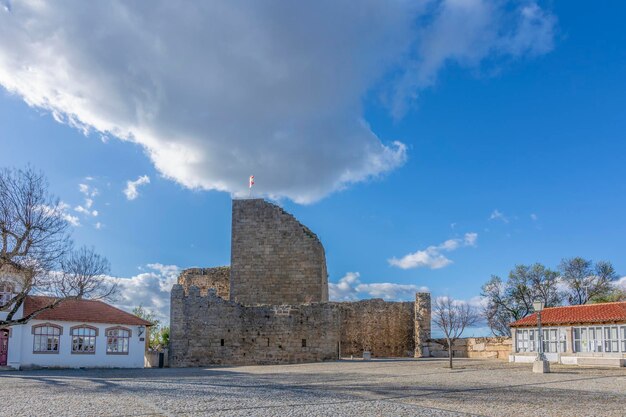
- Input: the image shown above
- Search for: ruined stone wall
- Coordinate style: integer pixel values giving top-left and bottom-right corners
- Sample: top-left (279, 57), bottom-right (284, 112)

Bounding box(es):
top-left (169, 285), bottom-right (340, 367)
top-left (331, 299), bottom-right (415, 358)
top-left (414, 292), bottom-right (432, 357)
top-left (177, 267), bottom-right (230, 299)
top-left (230, 199), bottom-right (328, 306)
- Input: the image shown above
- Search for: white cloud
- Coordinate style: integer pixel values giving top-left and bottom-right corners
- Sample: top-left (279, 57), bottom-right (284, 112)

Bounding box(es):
top-left (38, 202), bottom-right (81, 227)
top-left (107, 263), bottom-right (180, 324)
top-left (389, 232), bottom-right (478, 270)
top-left (124, 175), bottom-right (150, 200)
top-left (489, 209), bottom-right (509, 223)
top-left (74, 205), bottom-right (98, 217)
top-left (434, 295), bottom-right (487, 310)
top-left (0, 1), bottom-right (555, 204)
top-left (75, 182), bottom-right (100, 220)
top-left (79, 183), bottom-right (98, 198)
top-left (329, 272), bottom-right (428, 301)
top-left (464, 232), bottom-right (478, 246)
top-left (94, 222), bottom-right (103, 230)
top-left (616, 276), bottom-right (626, 291)
top-left (389, 0), bottom-right (557, 117)
top-left (530, 213), bottom-right (538, 221)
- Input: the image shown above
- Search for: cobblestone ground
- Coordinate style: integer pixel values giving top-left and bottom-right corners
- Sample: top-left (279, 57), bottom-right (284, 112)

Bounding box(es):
top-left (0, 359), bottom-right (624, 417)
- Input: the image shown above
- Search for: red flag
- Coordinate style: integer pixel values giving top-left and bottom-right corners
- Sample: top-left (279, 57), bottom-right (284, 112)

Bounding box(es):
top-left (249, 175), bottom-right (255, 189)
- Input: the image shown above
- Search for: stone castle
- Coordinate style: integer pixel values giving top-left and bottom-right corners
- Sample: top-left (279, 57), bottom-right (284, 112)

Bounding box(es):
top-left (169, 199), bottom-right (431, 366)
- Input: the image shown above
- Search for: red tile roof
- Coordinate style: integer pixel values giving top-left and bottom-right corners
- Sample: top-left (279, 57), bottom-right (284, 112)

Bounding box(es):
top-left (510, 302), bottom-right (626, 327)
top-left (24, 296), bottom-right (152, 326)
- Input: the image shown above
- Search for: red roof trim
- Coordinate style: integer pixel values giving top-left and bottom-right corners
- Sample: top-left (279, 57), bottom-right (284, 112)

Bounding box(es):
top-left (510, 302), bottom-right (626, 327)
top-left (23, 296), bottom-right (153, 326)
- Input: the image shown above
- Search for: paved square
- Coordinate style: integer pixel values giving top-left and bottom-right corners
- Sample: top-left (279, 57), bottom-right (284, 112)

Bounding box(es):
top-left (0, 359), bottom-right (624, 416)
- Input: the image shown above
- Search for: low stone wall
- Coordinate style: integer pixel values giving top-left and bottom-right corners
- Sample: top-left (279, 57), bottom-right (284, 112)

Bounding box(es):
top-left (145, 349), bottom-right (169, 368)
top-left (331, 299), bottom-right (415, 358)
top-left (178, 267), bottom-right (230, 299)
top-left (427, 337), bottom-right (512, 360)
top-left (170, 285), bottom-right (340, 367)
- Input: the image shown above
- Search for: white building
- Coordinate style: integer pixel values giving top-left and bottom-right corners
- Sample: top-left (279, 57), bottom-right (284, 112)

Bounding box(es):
top-left (1, 272), bottom-right (151, 370)
top-left (509, 302), bottom-right (626, 367)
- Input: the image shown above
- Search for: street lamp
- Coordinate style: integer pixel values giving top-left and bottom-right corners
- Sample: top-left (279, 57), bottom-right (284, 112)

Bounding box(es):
top-left (532, 300), bottom-right (550, 373)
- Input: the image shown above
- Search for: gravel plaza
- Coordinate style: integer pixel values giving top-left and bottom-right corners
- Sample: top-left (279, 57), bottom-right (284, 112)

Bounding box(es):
top-left (0, 358), bottom-right (624, 417)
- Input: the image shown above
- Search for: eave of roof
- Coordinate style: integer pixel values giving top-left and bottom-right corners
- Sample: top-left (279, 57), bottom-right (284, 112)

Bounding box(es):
top-left (510, 301), bottom-right (626, 328)
top-left (23, 296), bottom-right (153, 326)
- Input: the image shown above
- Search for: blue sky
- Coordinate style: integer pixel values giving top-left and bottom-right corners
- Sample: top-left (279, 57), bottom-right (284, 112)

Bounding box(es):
top-left (0, 1), bottom-right (625, 328)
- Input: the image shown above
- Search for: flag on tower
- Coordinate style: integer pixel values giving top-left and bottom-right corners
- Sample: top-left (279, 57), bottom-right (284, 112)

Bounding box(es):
top-left (249, 175), bottom-right (255, 189)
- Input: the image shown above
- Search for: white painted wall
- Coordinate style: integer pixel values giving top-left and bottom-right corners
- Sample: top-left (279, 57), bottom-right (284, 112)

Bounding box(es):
top-left (1, 269), bottom-right (26, 368)
top-left (2, 302), bottom-right (24, 369)
top-left (16, 320), bottom-right (146, 369)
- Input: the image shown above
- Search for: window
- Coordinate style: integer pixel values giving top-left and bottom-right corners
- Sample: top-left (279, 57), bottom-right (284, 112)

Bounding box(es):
top-left (71, 325), bottom-right (97, 354)
top-left (106, 327), bottom-right (130, 354)
top-left (0, 281), bottom-right (14, 307)
top-left (302, 339), bottom-right (307, 348)
top-left (516, 329), bottom-right (529, 352)
top-left (604, 327), bottom-right (619, 352)
top-left (32, 324), bottom-right (61, 353)
top-left (573, 328), bottom-right (581, 352)
top-left (573, 325), bottom-right (626, 353)
top-left (516, 328), bottom-right (565, 353)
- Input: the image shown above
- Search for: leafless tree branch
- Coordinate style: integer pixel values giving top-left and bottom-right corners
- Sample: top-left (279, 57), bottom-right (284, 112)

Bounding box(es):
top-left (0, 167), bottom-right (116, 329)
top-left (432, 296), bottom-right (480, 369)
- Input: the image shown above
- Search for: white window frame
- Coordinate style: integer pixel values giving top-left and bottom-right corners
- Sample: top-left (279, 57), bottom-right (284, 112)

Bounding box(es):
top-left (573, 325), bottom-right (626, 353)
top-left (516, 327), bottom-right (565, 353)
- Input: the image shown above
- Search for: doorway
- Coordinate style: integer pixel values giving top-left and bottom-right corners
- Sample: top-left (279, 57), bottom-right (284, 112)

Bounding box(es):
top-left (0, 329), bottom-right (8, 366)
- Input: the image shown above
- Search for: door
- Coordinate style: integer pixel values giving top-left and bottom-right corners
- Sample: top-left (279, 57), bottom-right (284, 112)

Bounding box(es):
top-left (0, 329), bottom-right (8, 366)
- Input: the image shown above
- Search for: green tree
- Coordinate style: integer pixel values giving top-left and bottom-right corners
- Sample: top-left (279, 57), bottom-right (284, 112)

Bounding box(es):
top-left (589, 288), bottom-right (626, 303)
top-left (132, 305), bottom-right (163, 350)
top-left (481, 263), bottom-right (561, 336)
top-left (159, 326), bottom-right (170, 347)
top-left (559, 257), bottom-right (618, 305)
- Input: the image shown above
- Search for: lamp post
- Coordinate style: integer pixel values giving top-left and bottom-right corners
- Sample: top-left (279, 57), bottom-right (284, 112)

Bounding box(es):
top-left (532, 300), bottom-right (550, 373)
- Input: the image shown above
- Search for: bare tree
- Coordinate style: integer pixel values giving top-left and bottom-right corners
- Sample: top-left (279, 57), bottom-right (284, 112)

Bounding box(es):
top-left (559, 257), bottom-right (618, 305)
top-left (56, 246), bottom-right (116, 301)
top-left (0, 167), bottom-right (116, 329)
top-left (432, 297), bottom-right (480, 369)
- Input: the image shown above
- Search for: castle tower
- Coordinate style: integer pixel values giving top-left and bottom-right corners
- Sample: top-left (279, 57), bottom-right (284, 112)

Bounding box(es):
top-left (230, 199), bottom-right (328, 306)
top-left (414, 292), bottom-right (431, 357)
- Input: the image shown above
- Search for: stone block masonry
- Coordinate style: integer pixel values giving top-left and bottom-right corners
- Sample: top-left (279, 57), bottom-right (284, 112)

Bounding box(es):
top-left (332, 299), bottom-right (415, 358)
top-left (169, 198), bottom-right (432, 366)
top-left (230, 199), bottom-right (328, 306)
top-left (414, 292), bottom-right (431, 357)
top-left (170, 285), bottom-right (340, 367)
top-left (178, 267), bottom-right (230, 299)
top-left (426, 337), bottom-right (512, 360)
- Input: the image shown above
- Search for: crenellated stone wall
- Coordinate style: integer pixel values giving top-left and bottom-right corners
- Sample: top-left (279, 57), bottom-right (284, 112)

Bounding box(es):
top-left (169, 285), bottom-right (340, 367)
top-left (332, 299), bottom-right (415, 358)
top-left (169, 198), bottom-right (432, 366)
top-left (177, 267), bottom-right (230, 299)
top-left (230, 199), bottom-right (328, 306)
